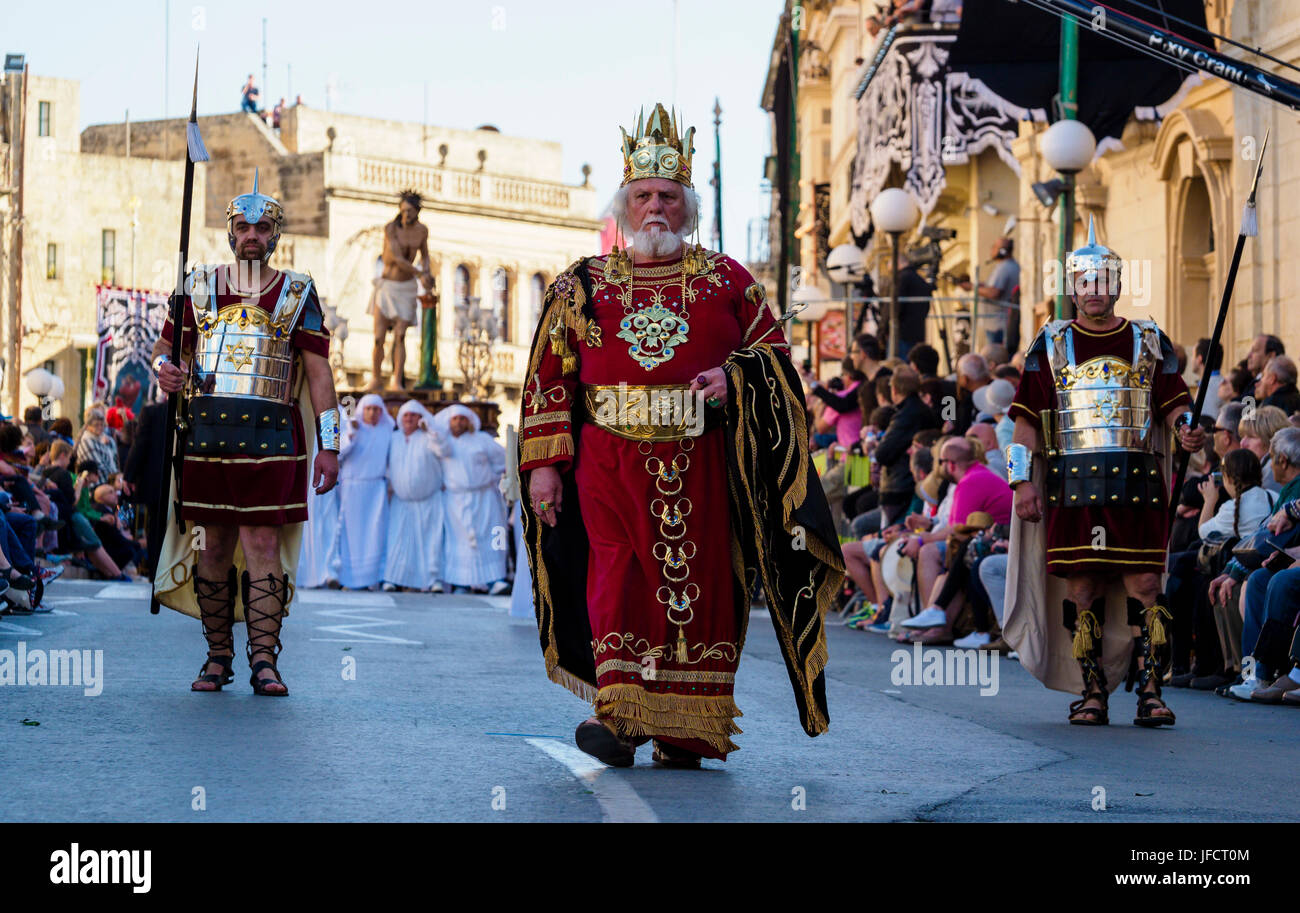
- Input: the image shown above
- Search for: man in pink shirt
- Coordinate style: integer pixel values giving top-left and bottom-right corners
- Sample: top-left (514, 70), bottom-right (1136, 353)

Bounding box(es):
top-left (946, 437), bottom-right (1012, 526)
top-left (900, 436), bottom-right (1012, 641)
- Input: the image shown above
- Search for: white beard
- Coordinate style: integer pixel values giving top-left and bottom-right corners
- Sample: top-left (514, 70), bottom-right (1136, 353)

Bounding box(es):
top-left (629, 223), bottom-right (688, 259)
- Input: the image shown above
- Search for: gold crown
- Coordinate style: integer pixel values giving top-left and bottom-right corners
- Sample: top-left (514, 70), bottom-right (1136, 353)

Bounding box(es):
top-left (620, 103), bottom-right (695, 188)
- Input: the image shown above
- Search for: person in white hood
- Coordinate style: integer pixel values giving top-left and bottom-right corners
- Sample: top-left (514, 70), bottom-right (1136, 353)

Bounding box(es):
top-left (383, 400), bottom-right (446, 592)
top-left (337, 393), bottom-right (392, 589)
top-left (433, 404), bottom-right (508, 594)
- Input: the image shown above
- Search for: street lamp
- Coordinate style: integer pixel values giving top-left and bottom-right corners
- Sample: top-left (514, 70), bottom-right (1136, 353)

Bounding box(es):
top-left (25, 368), bottom-right (55, 417)
top-left (870, 187), bottom-right (919, 358)
top-left (1038, 119), bottom-right (1096, 320)
top-left (827, 242), bottom-right (869, 348)
top-left (791, 282), bottom-right (829, 372)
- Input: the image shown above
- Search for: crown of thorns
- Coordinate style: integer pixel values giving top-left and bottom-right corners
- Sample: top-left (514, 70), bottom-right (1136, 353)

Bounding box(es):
top-left (398, 188), bottom-right (423, 209)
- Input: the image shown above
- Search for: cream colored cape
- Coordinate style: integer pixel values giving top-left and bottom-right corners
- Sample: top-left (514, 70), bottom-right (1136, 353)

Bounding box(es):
top-left (1002, 422), bottom-right (1174, 695)
top-left (152, 362), bottom-right (317, 622)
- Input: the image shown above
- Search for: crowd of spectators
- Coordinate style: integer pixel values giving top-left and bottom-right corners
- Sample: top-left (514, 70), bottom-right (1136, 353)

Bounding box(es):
top-left (0, 399), bottom-right (154, 616)
top-left (802, 328), bottom-right (1300, 708)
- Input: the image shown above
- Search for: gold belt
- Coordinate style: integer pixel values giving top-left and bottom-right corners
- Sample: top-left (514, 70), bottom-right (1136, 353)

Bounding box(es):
top-left (578, 383), bottom-right (720, 442)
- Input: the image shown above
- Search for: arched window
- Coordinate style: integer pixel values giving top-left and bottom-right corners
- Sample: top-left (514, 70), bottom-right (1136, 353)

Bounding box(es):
top-left (530, 272), bottom-right (546, 332)
top-left (493, 267), bottom-right (510, 342)
top-left (454, 264), bottom-right (471, 304)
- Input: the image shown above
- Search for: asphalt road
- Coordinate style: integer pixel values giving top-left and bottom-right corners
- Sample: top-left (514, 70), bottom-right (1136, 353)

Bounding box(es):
top-left (2, 579), bottom-right (1296, 822)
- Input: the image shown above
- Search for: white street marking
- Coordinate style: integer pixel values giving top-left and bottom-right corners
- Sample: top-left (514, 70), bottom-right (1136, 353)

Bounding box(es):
top-left (95, 583), bottom-right (152, 599)
top-left (0, 620), bottom-right (41, 636)
top-left (297, 590), bottom-right (395, 607)
top-left (309, 607), bottom-right (422, 644)
top-left (526, 738), bottom-right (659, 823)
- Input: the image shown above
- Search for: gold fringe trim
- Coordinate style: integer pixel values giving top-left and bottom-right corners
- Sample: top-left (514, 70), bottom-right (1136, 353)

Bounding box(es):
top-left (1072, 609), bottom-right (1100, 659)
top-left (1147, 603), bottom-right (1172, 646)
top-left (596, 683), bottom-right (743, 755)
top-left (520, 432), bottom-right (573, 468)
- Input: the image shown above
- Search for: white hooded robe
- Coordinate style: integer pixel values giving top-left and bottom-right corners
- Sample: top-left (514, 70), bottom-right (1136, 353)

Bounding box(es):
top-left (434, 404), bottom-right (507, 588)
top-left (336, 393), bottom-right (393, 588)
top-left (383, 400), bottom-right (445, 589)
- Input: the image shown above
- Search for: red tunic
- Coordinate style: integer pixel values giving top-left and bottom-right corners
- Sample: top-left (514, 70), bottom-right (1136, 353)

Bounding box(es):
top-left (160, 267), bottom-right (331, 527)
top-left (520, 250), bottom-right (788, 758)
top-left (1010, 318), bottom-right (1190, 576)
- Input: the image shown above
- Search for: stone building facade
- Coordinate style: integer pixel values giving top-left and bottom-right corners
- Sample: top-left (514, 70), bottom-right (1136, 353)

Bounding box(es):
top-left (761, 0), bottom-right (1299, 375)
top-left (2, 71), bottom-right (601, 428)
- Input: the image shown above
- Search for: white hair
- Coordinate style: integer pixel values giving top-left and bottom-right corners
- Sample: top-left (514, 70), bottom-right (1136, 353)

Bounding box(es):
top-left (957, 353), bottom-right (991, 382)
top-left (610, 183), bottom-right (700, 239)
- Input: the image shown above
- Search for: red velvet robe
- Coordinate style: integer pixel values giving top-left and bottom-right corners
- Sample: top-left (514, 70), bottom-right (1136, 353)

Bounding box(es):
top-left (519, 249), bottom-right (789, 758)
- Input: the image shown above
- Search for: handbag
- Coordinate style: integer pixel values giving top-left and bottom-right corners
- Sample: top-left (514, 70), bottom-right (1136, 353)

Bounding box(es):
top-left (1196, 532), bottom-right (1239, 577)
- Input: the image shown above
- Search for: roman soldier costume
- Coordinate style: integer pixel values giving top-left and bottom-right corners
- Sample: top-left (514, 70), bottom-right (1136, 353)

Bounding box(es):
top-left (152, 172), bottom-right (341, 690)
top-left (518, 104), bottom-right (844, 764)
top-left (1002, 219), bottom-right (1193, 725)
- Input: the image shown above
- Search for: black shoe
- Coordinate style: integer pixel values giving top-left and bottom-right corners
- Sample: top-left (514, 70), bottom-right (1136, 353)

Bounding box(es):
top-left (1191, 672), bottom-right (1233, 691)
top-left (5, 570), bottom-right (34, 590)
top-left (1169, 671), bottom-right (1197, 688)
top-left (575, 717), bottom-right (636, 768)
top-left (1215, 673), bottom-right (1244, 697)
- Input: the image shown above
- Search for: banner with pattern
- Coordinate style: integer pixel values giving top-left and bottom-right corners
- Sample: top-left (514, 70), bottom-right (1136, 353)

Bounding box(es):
top-left (94, 286), bottom-right (169, 417)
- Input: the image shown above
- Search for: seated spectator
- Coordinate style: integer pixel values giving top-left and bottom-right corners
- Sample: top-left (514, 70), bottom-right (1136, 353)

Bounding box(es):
top-left (47, 418), bottom-right (74, 449)
top-left (1167, 450), bottom-right (1275, 690)
top-left (1258, 355), bottom-right (1300, 416)
top-left (76, 406), bottom-right (120, 478)
top-left (897, 435), bottom-right (1013, 644)
top-left (866, 366), bottom-right (941, 530)
top-left (1207, 427), bottom-right (1300, 701)
top-left (1238, 405), bottom-right (1290, 492)
top-left (22, 405), bottom-right (52, 447)
top-left (973, 377), bottom-right (1017, 452)
top-left (1220, 365), bottom-right (1253, 405)
top-left (87, 483), bottom-right (145, 575)
top-left (980, 343), bottom-right (1010, 371)
top-left (952, 353), bottom-right (990, 435)
top-left (60, 460), bottom-right (129, 581)
top-left (994, 363), bottom-right (1021, 385)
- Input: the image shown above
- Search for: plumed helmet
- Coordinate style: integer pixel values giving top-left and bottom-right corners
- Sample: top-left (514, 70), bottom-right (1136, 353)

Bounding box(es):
top-left (226, 168), bottom-right (284, 256)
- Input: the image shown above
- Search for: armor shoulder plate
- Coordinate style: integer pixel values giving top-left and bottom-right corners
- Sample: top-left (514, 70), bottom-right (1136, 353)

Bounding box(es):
top-left (1129, 319), bottom-right (1177, 373)
top-left (1024, 320), bottom-right (1070, 373)
top-left (272, 269), bottom-right (315, 330)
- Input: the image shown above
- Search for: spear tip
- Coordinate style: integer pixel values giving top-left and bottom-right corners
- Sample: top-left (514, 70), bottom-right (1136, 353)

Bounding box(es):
top-left (189, 46), bottom-right (200, 122)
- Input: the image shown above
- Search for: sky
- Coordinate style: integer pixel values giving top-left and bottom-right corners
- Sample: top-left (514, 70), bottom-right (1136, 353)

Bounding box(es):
top-left (4, 0), bottom-right (787, 258)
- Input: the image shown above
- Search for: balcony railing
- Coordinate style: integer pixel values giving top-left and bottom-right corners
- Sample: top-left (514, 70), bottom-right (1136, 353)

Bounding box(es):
top-left (342, 155), bottom-right (591, 219)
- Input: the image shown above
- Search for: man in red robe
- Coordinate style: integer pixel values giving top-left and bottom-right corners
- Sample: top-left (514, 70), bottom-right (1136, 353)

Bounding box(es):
top-left (152, 172), bottom-right (341, 696)
top-left (1002, 219), bottom-right (1205, 727)
top-left (519, 105), bottom-right (843, 767)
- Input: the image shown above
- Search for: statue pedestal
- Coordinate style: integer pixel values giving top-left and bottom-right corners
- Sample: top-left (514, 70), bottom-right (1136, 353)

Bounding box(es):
top-left (339, 387), bottom-right (501, 436)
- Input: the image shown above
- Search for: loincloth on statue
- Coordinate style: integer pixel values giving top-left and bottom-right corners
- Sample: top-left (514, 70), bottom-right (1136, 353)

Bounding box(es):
top-left (370, 278), bottom-right (419, 324)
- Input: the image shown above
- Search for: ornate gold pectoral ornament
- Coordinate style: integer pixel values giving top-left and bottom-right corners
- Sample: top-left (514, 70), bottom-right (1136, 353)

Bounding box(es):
top-left (618, 302), bottom-right (690, 370)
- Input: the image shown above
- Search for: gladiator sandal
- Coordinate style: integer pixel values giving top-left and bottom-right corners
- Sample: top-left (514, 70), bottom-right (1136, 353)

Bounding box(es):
top-left (243, 570), bottom-right (290, 697)
top-left (191, 568), bottom-right (237, 692)
top-left (1131, 596), bottom-right (1175, 727)
top-left (1065, 598), bottom-right (1109, 725)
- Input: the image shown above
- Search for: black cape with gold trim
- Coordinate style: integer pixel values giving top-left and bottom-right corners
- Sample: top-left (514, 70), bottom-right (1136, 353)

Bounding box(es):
top-left (518, 258), bottom-right (844, 738)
